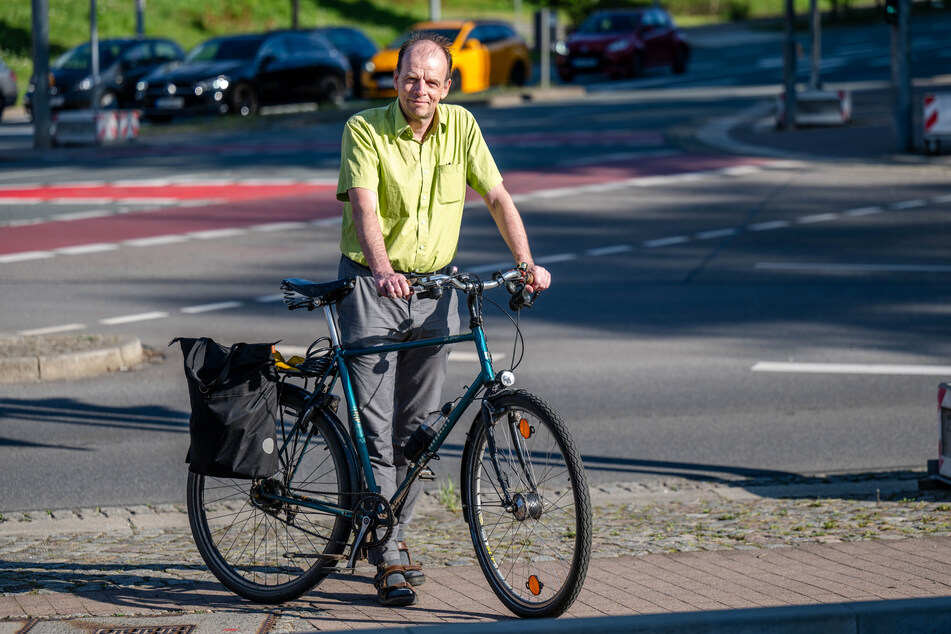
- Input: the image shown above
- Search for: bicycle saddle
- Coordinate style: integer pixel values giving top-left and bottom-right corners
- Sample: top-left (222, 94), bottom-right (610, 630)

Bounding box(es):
top-left (281, 277), bottom-right (355, 308)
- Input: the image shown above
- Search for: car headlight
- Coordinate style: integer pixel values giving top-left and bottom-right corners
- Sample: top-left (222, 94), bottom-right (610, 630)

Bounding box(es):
top-left (194, 76), bottom-right (229, 96)
top-left (78, 77), bottom-right (93, 91)
top-left (136, 80), bottom-right (148, 92)
top-left (212, 76), bottom-right (229, 90)
top-left (363, 61), bottom-right (375, 73)
top-left (554, 41), bottom-right (568, 56)
top-left (607, 39), bottom-right (632, 53)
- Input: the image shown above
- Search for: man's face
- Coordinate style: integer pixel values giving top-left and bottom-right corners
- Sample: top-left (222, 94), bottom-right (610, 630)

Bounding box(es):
top-left (394, 42), bottom-right (451, 129)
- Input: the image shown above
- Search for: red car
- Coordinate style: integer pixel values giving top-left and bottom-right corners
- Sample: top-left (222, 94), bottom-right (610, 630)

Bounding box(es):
top-left (555, 8), bottom-right (689, 82)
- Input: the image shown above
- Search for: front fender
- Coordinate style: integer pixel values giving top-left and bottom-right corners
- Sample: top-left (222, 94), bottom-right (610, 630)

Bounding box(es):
top-left (459, 389), bottom-right (520, 523)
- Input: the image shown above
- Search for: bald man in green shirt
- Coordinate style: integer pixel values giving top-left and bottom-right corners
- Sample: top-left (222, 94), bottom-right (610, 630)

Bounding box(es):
top-left (335, 32), bottom-right (550, 607)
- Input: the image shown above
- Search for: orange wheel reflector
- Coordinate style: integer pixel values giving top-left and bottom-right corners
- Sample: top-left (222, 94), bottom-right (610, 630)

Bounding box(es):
top-left (527, 575), bottom-right (542, 596)
top-left (519, 418), bottom-right (532, 439)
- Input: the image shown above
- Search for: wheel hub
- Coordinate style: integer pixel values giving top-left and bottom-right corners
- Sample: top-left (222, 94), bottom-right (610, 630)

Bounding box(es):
top-left (512, 492), bottom-right (543, 521)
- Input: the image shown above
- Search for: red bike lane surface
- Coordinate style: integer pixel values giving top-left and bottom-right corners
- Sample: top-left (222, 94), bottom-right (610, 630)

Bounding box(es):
top-left (0, 154), bottom-right (769, 256)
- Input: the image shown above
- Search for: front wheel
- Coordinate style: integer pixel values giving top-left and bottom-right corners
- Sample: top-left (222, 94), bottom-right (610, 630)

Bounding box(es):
top-left (187, 385), bottom-right (356, 603)
top-left (461, 391), bottom-right (592, 618)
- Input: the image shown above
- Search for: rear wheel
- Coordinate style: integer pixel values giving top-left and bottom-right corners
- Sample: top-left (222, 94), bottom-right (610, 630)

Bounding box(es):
top-left (508, 62), bottom-right (527, 87)
top-left (187, 385), bottom-right (356, 603)
top-left (461, 391), bottom-right (592, 618)
top-left (672, 46), bottom-right (689, 74)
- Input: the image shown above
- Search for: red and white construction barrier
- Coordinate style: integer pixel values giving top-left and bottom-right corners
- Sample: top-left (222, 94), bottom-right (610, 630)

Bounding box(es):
top-left (924, 93), bottom-right (951, 155)
top-left (776, 89), bottom-right (852, 128)
top-left (51, 109), bottom-right (141, 146)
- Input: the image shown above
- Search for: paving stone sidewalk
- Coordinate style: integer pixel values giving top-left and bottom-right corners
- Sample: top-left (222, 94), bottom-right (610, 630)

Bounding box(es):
top-left (3, 472), bottom-right (951, 631)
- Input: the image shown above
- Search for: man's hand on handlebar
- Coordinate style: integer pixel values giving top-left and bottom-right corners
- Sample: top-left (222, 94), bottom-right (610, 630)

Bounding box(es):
top-left (375, 272), bottom-right (412, 299)
top-left (523, 264), bottom-right (551, 294)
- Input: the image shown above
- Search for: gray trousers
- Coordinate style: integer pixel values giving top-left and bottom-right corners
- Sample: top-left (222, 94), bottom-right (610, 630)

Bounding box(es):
top-left (336, 256), bottom-right (459, 566)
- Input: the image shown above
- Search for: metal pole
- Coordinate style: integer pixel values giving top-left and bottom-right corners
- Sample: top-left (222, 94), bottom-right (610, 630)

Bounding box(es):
top-left (135, 0), bottom-right (145, 36)
top-left (31, 0), bottom-right (52, 149)
top-left (781, 0), bottom-right (797, 129)
top-left (90, 0), bottom-right (101, 111)
top-left (809, 0), bottom-right (821, 90)
top-left (540, 8), bottom-right (550, 89)
top-left (891, 0), bottom-right (912, 152)
top-left (429, 0), bottom-right (440, 21)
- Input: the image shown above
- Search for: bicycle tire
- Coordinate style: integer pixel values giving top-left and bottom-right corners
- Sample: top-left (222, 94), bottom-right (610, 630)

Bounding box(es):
top-left (461, 390), bottom-right (592, 618)
top-left (187, 384), bottom-right (356, 603)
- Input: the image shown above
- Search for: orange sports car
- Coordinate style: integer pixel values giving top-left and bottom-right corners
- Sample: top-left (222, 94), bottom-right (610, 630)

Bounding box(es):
top-left (362, 20), bottom-right (532, 99)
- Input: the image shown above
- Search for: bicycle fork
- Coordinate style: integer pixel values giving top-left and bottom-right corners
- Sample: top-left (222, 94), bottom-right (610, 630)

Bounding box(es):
top-left (480, 399), bottom-right (540, 515)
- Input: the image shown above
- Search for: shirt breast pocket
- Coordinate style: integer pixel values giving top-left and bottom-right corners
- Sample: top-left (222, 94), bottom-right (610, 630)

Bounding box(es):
top-left (435, 163), bottom-right (465, 205)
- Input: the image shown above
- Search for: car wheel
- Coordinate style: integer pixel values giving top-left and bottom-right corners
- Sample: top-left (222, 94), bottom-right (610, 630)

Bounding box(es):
top-left (99, 90), bottom-right (119, 109)
top-left (231, 82), bottom-right (259, 116)
top-left (449, 69), bottom-right (461, 93)
top-left (508, 61), bottom-right (527, 87)
top-left (672, 46), bottom-right (689, 74)
top-left (629, 52), bottom-right (644, 78)
top-left (318, 75), bottom-right (345, 106)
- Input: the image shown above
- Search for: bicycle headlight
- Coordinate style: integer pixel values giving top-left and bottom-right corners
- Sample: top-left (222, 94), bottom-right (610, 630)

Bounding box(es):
top-left (499, 370), bottom-right (516, 387)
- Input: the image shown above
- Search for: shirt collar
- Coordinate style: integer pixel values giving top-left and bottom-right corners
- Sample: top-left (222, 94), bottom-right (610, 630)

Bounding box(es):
top-left (388, 100), bottom-right (447, 140)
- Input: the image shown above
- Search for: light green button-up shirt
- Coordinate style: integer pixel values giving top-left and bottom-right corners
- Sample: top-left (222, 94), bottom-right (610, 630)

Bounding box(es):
top-left (337, 101), bottom-right (503, 274)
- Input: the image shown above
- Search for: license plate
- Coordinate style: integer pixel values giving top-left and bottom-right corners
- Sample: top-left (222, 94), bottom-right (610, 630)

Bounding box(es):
top-left (155, 97), bottom-right (184, 109)
top-left (572, 57), bottom-right (598, 69)
top-left (49, 95), bottom-right (65, 107)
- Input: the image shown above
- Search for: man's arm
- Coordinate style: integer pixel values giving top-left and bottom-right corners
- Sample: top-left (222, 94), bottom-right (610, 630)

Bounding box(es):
top-left (349, 187), bottom-right (412, 298)
top-left (483, 182), bottom-right (551, 293)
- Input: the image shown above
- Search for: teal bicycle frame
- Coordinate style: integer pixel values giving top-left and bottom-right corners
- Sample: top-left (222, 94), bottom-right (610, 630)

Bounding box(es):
top-left (272, 281), bottom-right (508, 567)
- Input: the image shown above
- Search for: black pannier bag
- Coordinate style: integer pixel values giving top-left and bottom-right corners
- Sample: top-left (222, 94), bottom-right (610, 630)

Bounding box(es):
top-left (171, 337), bottom-right (280, 478)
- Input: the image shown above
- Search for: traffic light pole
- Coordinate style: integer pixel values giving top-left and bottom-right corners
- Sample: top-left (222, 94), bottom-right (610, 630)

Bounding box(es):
top-left (30, 0), bottom-right (52, 149)
top-left (891, 0), bottom-right (912, 152)
top-left (781, 0), bottom-right (797, 129)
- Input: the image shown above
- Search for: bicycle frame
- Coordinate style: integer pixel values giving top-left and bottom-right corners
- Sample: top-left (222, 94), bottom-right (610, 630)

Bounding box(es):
top-left (270, 290), bottom-right (502, 542)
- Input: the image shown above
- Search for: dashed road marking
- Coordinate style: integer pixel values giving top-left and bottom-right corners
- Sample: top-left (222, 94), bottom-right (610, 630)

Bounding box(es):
top-left (752, 362), bottom-right (951, 376)
top-left (100, 311), bottom-right (170, 325)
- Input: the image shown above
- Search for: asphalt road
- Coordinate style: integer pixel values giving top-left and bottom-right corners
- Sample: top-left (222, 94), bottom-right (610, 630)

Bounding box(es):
top-left (1, 17), bottom-right (950, 513)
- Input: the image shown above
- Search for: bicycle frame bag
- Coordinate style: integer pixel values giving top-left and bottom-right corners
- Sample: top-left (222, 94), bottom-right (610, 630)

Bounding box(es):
top-left (171, 337), bottom-right (280, 479)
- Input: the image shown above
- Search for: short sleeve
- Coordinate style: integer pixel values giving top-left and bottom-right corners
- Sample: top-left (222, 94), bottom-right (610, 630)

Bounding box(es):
top-left (337, 116), bottom-right (380, 202)
top-left (463, 113), bottom-right (503, 197)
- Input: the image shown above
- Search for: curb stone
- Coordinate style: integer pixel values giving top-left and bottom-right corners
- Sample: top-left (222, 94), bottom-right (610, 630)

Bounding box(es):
top-left (0, 335), bottom-right (144, 383)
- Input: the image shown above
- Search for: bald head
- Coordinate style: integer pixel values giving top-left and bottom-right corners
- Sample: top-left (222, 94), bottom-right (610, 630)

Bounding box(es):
top-left (397, 32), bottom-right (453, 81)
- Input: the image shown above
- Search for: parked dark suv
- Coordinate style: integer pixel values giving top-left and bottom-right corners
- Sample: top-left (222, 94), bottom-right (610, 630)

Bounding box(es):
top-left (555, 8), bottom-right (689, 82)
top-left (24, 37), bottom-right (184, 115)
top-left (135, 31), bottom-right (351, 120)
top-left (0, 55), bottom-right (17, 120)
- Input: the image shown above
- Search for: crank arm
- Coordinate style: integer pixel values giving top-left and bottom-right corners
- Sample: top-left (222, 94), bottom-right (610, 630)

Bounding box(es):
top-left (347, 515), bottom-right (372, 570)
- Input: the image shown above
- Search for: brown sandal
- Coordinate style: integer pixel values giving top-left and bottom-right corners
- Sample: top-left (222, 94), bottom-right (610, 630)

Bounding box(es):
top-left (374, 564), bottom-right (417, 606)
top-left (398, 541), bottom-right (426, 587)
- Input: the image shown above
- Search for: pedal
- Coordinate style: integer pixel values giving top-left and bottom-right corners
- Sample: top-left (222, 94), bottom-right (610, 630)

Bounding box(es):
top-left (418, 466), bottom-right (437, 482)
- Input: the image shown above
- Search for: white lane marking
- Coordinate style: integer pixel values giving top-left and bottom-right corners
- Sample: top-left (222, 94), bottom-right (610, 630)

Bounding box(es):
top-left (755, 262), bottom-right (951, 273)
top-left (50, 210), bottom-right (111, 221)
top-left (932, 194), bottom-right (951, 204)
top-left (181, 301), bottom-right (244, 314)
top-left (311, 217), bottom-right (343, 226)
top-left (18, 323), bottom-right (87, 336)
top-left (256, 294), bottom-right (285, 303)
top-left (250, 222), bottom-right (309, 233)
top-left (752, 362), bottom-right (951, 376)
top-left (643, 236), bottom-right (689, 248)
top-left (187, 228), bottom-right (247, 240)
top-left (54, 243), bottom-right (120, 255)
top-left (585, 244), bottom-right (633, 256)
top-left (695, 228), bottom-right (737, 240)
top-left (749, 220), bottom-right (790, 231)
top-left (0, 198), bottom-right (43, 204)
top-left (844, 206), bottom-right (883, 217)
top-left (797, 213), bottom-right (838, 224)
top-left (100, 311), bottom-right (169, 325)
top-left (535, 253), bottom-right (578, 265)
top-left (123, 235), bottom-right (189, 247)
top-left (0, 251), bottom-right (55, 263)
top-left (890, 199), bottom-right (927, 210)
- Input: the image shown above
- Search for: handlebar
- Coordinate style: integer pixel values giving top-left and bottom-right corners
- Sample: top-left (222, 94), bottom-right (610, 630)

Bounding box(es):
top-left (410, 265), bottom-right (539, 311)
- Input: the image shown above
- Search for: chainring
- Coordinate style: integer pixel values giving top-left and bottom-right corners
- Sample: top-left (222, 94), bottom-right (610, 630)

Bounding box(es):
top-left (352, 492), bottom-right (395, 549)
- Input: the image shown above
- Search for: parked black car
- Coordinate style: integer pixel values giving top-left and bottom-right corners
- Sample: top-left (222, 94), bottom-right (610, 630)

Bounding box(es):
top-left (135, 31), bottom-right (351, 120)
top-left (309, 26), bottom-right (377, 98)
top-left (0, 55), bottom-right (17, 120)
top-left (24, 37), bottom-right (184, 116)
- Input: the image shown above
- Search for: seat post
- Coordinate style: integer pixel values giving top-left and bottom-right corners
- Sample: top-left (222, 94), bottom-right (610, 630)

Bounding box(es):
top-left (324, 304), bottom-right (342, 348)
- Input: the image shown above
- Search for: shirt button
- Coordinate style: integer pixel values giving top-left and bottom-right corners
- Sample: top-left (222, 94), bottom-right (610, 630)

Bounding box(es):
top-left (419, 245), bottom-right (426, 251)
top-left (421, 219), bottom-right (427, 225)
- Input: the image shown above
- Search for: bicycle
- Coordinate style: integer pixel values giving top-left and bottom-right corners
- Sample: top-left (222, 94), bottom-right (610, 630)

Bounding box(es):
top-left (185, 265), bottom-right (592, 618)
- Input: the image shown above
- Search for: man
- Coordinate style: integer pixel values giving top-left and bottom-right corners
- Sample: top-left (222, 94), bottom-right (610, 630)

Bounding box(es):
top-left (335, 32), bottom-right (551, 606)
